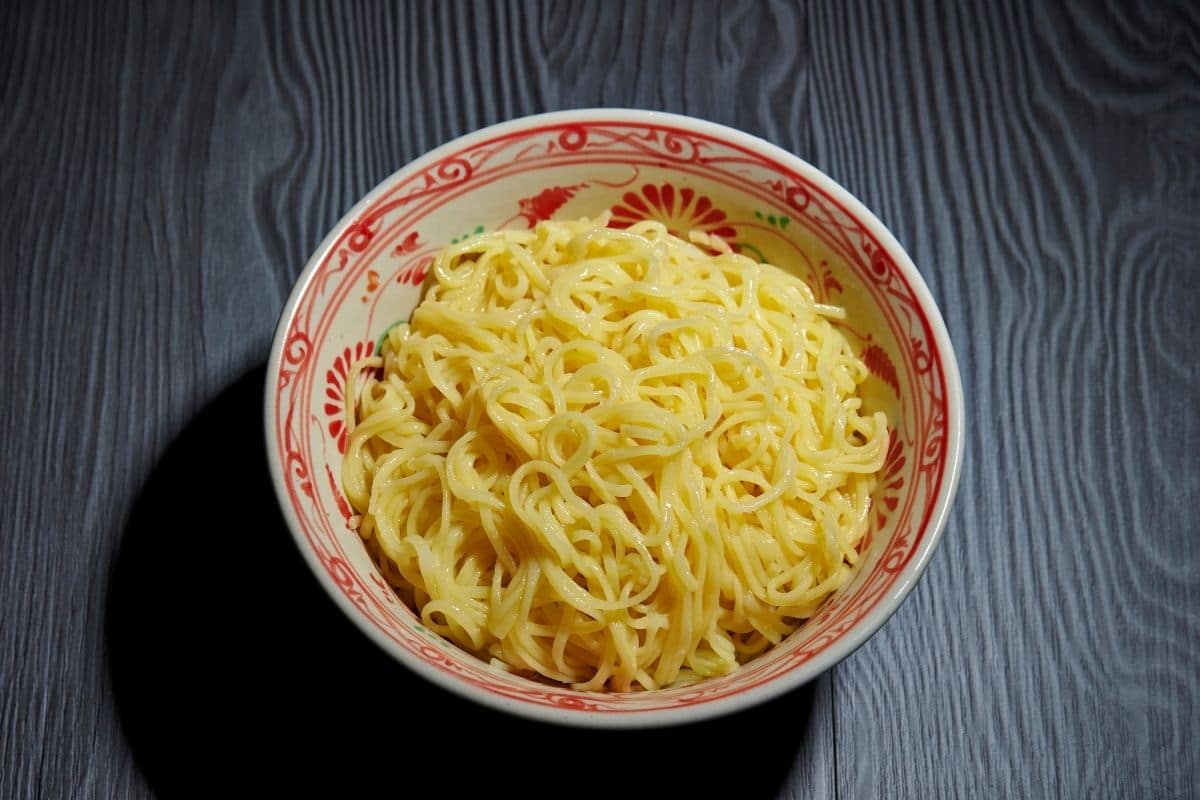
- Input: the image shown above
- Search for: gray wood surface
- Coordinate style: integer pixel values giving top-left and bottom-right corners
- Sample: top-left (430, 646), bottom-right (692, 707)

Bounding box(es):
top-left (2, 1), bottom-right (1197, 797)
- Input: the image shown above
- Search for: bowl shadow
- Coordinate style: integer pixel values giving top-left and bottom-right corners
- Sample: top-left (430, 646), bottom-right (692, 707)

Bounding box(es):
top-left (107, 365), bottom-right (821, 797)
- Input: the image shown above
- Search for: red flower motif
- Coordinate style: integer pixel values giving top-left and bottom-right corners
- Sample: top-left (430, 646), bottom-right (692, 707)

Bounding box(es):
top-left (862, 340), bottom-right (900, 396)
top-left (549, 693), bottom-right (601, 711)
top-left (326, 464), bottom-right (353, 521)
top-left (875, 430), bottom-right (907, 528)
top-left (610, 183), bottom-right (736, 241)
top-left (397, 255), bottom-right (432, 286)
top-left (346, 219), bottom-right (376, 252)
top-left (868, 243), bottom-right (895, 280)
top-left (801, 260), bottom-right (845, 303)
top-left (392, 230), bottom-right (421, 256)
top-left (516, 184), bottom-right (587, 227)
top-left (324, 340), bottom-right (375, 453)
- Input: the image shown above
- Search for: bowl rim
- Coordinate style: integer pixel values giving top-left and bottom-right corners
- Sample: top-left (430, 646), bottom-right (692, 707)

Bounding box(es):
top-left (264, 108), bottom-right (965, 728)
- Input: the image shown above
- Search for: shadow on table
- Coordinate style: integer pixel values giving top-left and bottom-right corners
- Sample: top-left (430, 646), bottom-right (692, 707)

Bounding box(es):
top-left (107, 365), bottom-right (821, 798)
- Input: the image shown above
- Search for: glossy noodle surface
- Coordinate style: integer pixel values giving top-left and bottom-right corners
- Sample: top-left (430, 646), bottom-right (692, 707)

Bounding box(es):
top-left (343, 217), bottom-right (888, 691)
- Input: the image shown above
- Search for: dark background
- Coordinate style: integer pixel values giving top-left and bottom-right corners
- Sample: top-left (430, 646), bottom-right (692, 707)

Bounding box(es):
top-left (2, 1), bottom-right (1197, 798)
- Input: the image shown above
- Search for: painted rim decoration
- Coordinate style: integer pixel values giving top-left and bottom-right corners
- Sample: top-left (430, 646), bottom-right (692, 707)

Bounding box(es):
top-left (265, 110), bottom-right (964, 726)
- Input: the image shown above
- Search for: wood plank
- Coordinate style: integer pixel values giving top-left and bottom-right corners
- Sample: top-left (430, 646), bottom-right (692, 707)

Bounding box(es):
top-left (0, 1), bottom-right (833, 796)
top-left (2, 0), bottom-right (1197, 797)
top-left (806, 0), bottom-right (1200, 796)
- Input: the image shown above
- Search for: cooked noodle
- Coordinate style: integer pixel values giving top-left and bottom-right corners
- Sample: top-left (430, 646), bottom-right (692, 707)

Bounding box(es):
top-left (343, 216), bottom-right (887, 691)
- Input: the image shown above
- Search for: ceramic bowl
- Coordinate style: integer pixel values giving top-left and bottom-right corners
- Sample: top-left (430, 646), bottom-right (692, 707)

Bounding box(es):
top-left (265, 109), bottom-right (964, 727)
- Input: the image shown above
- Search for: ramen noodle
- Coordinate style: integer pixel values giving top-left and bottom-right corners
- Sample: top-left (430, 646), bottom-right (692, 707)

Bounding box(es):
top-left (343, 216), bottom-right (887, 691)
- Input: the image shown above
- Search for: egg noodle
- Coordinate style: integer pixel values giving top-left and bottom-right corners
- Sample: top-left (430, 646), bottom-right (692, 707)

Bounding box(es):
top-left (342, 216), bottom-right (888, 691)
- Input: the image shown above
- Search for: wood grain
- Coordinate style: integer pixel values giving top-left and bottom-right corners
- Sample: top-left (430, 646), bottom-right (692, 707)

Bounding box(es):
top-left (0, 1), bottom-right (1196, 798)
top-left (806, 1), bottom-right (1200, 797)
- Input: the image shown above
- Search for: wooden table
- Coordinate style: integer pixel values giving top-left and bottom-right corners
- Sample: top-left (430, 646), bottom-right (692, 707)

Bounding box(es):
top-left (3, 1), bottom-right (1197, 797)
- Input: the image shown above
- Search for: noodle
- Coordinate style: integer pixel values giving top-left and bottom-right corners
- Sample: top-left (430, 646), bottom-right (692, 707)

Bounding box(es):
top-left (343, 216), bottom-right (888, 691)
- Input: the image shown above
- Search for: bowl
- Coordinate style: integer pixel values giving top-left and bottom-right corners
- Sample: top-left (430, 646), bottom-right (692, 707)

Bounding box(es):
top-left (264, 109), bottom-right (964, 727)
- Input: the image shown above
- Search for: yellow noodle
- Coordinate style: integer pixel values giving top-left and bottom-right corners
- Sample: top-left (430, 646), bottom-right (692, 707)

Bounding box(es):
top-left (343, 216), bottom-right (887, 691)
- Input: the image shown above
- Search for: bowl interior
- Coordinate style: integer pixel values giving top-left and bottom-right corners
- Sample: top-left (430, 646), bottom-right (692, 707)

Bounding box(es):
top-left (268, 114), bottom-right (954, 722)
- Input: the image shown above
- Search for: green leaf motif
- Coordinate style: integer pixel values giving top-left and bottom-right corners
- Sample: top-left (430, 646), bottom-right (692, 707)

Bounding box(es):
top-left (736, 242), bottom-right (767, 263)
top-left (450, 224), bottom-right (486, 244)
top-left (754, 210), bottom-right (790, 230)
top-left (376, 318), bottom-right (408, 355)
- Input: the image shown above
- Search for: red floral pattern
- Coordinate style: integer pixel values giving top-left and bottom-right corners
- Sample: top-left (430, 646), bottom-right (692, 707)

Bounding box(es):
top-left (862, 339), bottom-right (901, 396)
top-left (396, 256), bottom-right (432, 286)
top-left (515, 184), bottom-right (587, 227)
top-left (609, 182), bottom-right (736, 241)
top-left (804, 260), bottom-right (844, 303)
top-left (326, 464), bottom-right (353, 521)
top-left (876, 431), bottom-right (907, 528)
top-left (391, 230), bottom-right (421, 256)
top-left (323, 340), bottom-right (374, 454)
top-left (270, 119), bottom-right (956, 718)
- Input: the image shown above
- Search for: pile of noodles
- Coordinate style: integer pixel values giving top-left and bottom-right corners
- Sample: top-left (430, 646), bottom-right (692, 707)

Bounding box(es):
top-left (343, 217), bottom-right (887, 691)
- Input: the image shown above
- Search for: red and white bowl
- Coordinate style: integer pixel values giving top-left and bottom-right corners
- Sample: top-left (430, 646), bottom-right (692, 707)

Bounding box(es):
top-left (264, 109), bottom-right (964, 727)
